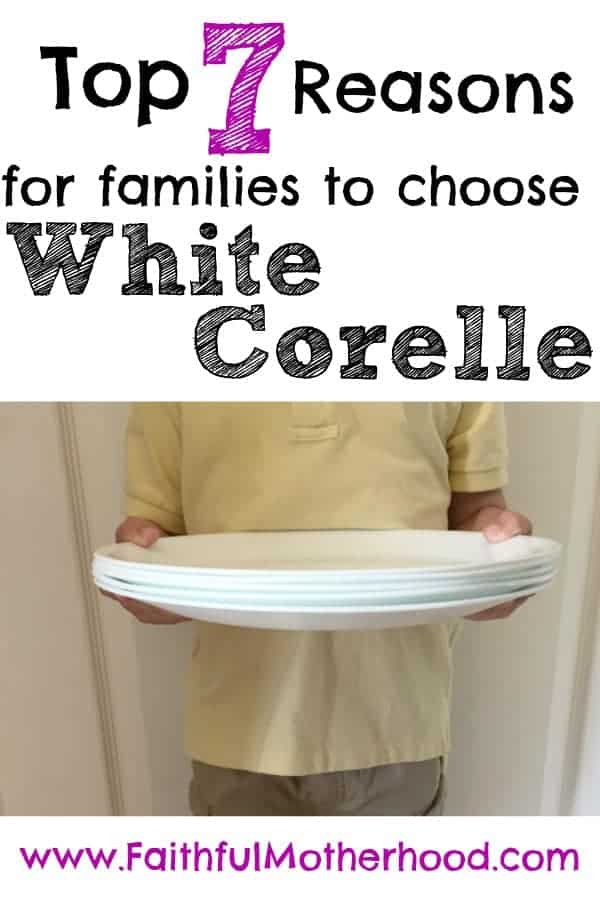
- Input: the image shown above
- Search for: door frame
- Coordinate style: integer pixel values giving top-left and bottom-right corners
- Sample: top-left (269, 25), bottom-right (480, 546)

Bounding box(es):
top-left (62, 403), bottom-right (153, 815)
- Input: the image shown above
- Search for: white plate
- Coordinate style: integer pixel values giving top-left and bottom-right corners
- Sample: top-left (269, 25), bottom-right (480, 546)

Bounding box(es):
top-left (94, 558), bottom-right (556, 593)
top-left (94, 530), bottom-right (561, 581)
top-left (95, 568), bottom-right (556, 606)
top-left (95, 569), bottom-right (555, 609)
top-left (94, 580), bottom-right (552, 630)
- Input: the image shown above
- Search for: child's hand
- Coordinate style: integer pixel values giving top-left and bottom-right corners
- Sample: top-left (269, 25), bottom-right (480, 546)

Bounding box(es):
top-left (456, 504), bottom-right (534, 622)
top-left (99, 516), bottom-right (191, 624)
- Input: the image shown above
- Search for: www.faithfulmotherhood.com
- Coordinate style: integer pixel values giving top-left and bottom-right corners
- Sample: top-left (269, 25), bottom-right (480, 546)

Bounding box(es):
top-left (18, 839), bottom-right (579, 875)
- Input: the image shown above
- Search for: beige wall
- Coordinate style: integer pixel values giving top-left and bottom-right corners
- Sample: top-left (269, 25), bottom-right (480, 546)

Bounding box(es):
top-left (2, 403), bottom-right (599, 815)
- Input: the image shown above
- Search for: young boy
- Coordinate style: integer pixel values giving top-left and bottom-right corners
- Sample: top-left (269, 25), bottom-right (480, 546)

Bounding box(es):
top-left (106, 402), bottom-right (531, 815)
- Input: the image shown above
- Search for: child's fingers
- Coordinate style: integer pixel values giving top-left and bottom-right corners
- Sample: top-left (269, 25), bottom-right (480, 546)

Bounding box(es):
top-left (483, 509), bottom-right (533, 543)
top-left (115, 516), bottom-right (166, 547)
top-left (466, 597), bottom-right (529, 621)
top-left (108, 593), bottom-right (188, 624)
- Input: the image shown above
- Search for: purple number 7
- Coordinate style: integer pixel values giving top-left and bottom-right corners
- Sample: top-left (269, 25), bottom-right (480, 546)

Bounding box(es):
top-left (204, 22), bottom-right (285, 155)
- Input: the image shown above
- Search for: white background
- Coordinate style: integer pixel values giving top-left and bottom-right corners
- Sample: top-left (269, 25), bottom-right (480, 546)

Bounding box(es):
top-left (1, 817), bottom-right (598, 898)
top-left (0, 0), bottom-right (597, 399)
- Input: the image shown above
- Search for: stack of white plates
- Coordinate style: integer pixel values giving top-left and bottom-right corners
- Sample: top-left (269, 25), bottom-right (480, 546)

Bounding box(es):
top-left (92, 530), bottom-right (561, 631)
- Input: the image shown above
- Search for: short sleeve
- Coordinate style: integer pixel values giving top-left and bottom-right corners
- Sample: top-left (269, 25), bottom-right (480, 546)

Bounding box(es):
top-left (447, 403), bottom-right (509, 493)
top-left (124, 402), bottom-right (185, 534)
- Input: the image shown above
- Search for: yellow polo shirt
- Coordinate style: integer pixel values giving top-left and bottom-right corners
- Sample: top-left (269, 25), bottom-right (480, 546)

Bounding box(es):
top-left (125, 402), bottom-right (508, 775)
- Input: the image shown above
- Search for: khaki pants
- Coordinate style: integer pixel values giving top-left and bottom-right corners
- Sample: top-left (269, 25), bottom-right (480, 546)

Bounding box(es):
top-left (189, 758), bottom-right (445, 816)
